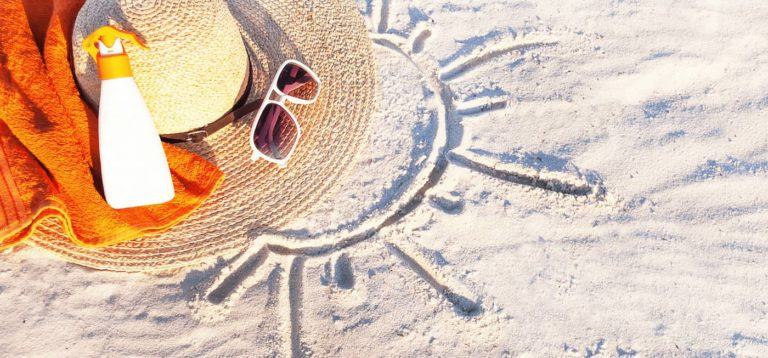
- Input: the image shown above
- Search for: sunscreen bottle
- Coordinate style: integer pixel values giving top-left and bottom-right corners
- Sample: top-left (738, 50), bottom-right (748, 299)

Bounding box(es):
top-left (83, 26), bottom-right (175, 209)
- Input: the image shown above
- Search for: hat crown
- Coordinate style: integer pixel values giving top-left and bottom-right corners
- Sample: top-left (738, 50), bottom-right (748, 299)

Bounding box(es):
top-left (73, 0), bottom-right (249, 134)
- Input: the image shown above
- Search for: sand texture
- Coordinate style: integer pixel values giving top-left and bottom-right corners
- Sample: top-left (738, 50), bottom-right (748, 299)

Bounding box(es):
top-left (2, 0), bottom-right (768, 356)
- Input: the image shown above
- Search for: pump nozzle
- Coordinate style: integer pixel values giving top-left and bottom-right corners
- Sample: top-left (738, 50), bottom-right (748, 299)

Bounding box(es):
top-left (83, 25), bottom-right (148, 61)
top-left (83, 26), bottom-right (149, 81)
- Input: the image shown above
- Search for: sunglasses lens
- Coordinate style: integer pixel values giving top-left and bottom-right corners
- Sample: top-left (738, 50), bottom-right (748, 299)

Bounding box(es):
top-left (253, 103), bottom-right (299, 160)
top-left (276, 63), bottom-right (319, 101)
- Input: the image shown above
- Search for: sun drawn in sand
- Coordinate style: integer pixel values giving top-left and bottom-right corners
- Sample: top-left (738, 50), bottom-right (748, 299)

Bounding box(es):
top-left (185, 1), bottom-right (607, 356)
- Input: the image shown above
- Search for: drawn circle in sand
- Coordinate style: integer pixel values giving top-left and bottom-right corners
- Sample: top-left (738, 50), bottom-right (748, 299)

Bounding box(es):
top-left (279, 44), bottom-right (442, 241)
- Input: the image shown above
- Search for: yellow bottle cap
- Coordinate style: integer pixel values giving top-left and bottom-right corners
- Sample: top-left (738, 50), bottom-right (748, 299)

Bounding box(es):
top-left (82, 26), bottom-right (149, 80)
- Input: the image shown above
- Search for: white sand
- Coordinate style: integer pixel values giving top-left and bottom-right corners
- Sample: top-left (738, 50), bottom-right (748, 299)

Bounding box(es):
top-left (3, 0), bottom-right (768, 356)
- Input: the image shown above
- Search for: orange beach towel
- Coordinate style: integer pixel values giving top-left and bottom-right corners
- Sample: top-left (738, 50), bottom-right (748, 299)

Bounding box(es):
top-left (0, 0), bottom-right (224, 248)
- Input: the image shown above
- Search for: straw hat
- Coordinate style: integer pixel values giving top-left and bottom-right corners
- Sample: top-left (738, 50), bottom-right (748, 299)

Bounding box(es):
top-left (28, 0), bottom-right (377, 271)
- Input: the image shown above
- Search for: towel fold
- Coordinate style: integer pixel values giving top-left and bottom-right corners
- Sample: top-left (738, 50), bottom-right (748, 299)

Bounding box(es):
top-left (0, 0), bottom-right (225, 249)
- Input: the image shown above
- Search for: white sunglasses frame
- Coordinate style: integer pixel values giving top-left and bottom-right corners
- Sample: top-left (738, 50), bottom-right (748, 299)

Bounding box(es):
top-left (248, 60), bottom-right (321, 168)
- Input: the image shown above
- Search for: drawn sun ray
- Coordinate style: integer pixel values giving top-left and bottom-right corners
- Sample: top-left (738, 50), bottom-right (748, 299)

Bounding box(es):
top-left (371, 0), bottom-right (390, 34)
top-left (190, 245), bottom-right (272, 322)
top-left (384, 240), bottom-right (482, 316)
top-left (455, 95), bottom-right (509, 116)
top-left (183, 2), bottom-right (611, 355)
top-left (439, 36), bottom-right (559, 81)
top-left (288, 256), bottom-right (308, 358)
top-left (450, 148), bottom-right (607, 198)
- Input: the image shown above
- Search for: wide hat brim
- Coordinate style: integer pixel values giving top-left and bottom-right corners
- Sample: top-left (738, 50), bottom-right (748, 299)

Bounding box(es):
top-left (29, 0), bottom-right (378, 272)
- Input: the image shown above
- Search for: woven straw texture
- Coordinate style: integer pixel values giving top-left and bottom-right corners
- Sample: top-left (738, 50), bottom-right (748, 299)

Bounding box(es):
top-left (29, 0), bottom-right (377, 272)
top-left (72, 0), bottom-right (249, 134)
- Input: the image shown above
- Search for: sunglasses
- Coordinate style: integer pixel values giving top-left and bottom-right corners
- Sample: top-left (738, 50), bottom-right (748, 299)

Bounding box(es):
top-left (249, 60), bottom-right (321, 168)
top-left (161, 60), bottom-right (320, 169)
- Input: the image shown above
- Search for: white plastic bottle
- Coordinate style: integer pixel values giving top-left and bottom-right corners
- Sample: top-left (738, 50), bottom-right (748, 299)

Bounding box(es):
top-left (84, 26), bottom-right (175, 209)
